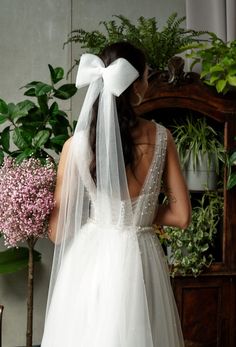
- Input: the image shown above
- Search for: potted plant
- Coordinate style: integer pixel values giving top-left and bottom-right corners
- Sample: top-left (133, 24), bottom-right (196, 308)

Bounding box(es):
top-left (65, 13), bottom-right (207, 72)
top-left (227, 136), bottom-right (236, 189)
top-left (0, 64), bottom-right (77, 164)
top-left (0, 64), bottom-right (77, 347)
top-left (162, 190), bottom-right (223, 277)
top-left (172, 115), bottom-right (225, 190)
top-left (187, 33), bottom-right (236, 94)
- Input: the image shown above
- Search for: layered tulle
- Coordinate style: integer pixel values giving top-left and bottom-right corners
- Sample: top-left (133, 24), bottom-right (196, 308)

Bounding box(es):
top-left (41, 221), bottom-right (184, 347)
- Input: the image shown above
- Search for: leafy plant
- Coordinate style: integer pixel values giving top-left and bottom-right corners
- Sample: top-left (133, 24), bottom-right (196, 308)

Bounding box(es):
top-left (66, 13), bottom-right (207, 71)
top-left (0, 64), bottom-right (77, 164)
top-left (0, 65), bottom-right (76, 347)
top-left (187, 33), bottom-right (236, 94)
top-left (164, 191), bottom-right (223, 277)
top-left (172, 115), bottom-right (225, 174)
top-left (227, 136), bottom-right (236, 189)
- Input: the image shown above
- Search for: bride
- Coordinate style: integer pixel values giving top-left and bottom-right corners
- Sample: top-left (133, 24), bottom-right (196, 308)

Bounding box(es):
top-left (41, 41), bottom-right (191, 347)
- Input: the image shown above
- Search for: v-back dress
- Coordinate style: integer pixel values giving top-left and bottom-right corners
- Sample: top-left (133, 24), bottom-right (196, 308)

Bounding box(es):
top-left (41, 123), bottom-right (185, 347)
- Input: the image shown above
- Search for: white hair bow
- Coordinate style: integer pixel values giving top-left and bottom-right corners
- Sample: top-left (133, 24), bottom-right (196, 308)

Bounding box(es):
top-left (76, 53), bottom-right (139, 96)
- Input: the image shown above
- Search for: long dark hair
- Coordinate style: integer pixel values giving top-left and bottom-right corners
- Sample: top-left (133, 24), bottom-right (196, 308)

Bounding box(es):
top-left (89, 41), bottom-right (146, 182)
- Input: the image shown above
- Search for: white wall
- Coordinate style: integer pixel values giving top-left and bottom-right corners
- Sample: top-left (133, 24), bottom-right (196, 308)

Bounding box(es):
top-left (0, 0), bottom-right (186, 346)
top-left (0, 1), bottom-right (72, 346)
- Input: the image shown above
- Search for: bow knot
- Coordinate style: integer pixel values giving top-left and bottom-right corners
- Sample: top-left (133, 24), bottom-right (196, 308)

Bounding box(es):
top-left (76, 53), bottom-right (139, 97)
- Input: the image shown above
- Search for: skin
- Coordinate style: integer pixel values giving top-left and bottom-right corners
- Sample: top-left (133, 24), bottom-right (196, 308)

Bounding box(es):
top-left (48, 65), bottom-right (191, 242)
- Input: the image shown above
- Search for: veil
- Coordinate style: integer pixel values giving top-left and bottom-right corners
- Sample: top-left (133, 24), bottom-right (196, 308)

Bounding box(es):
top-left (46, 53), bottom-right (140, 311)
top-left (42, 53), bottom-right (184, 347)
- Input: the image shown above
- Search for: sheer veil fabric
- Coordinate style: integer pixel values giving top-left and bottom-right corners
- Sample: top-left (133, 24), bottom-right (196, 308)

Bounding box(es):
top-left (41, 54), bottom-right (184, 347)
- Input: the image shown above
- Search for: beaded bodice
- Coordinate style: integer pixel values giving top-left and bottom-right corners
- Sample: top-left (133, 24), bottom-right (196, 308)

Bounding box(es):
top-left (90, 123), bottom-right (167, 228)
top-left (132, 123), bottom-right (167, 226)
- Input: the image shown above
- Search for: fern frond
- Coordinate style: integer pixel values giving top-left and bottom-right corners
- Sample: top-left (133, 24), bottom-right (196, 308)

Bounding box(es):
top-left (66, 13), bottom-right (211, 71)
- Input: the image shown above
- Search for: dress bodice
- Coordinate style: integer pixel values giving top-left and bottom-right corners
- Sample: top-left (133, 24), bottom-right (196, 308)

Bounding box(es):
top-left (89, 123), bottom-right (167, 228)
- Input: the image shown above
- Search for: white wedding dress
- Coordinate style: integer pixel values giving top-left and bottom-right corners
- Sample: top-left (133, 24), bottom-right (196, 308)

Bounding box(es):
top-left (41, 123), bottom-right (184, 347)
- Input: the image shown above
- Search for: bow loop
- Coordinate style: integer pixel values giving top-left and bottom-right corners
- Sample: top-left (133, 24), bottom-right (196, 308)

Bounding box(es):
top-left (76, 53), bottom-right (139, 96)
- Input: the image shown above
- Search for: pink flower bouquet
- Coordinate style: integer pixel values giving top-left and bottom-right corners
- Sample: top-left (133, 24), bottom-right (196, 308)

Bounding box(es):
top-left (0, 157), bottom-right (56, 247)
top-left (0, 156), bottom-right (56, 347)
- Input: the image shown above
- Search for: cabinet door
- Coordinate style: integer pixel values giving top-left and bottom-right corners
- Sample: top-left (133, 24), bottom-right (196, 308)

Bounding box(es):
top-left (172, 276), bottom-right (234, 347)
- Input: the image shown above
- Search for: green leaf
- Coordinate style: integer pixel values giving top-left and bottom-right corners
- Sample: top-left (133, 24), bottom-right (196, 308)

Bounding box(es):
top-left (37, 94), bottom-right (49, 114)
top-left (216, 79), bottom-right (227, 93)
top-left (12, 128), bottom-right (32, 150)
top-left (32, 130), bottom-right (50, 148)
top-left (49, 102), bottom-right (59, 116)
top-left (11, 100), bottom-right (35, 122)
top-left (48, 65), bottom-right (64, 84)
top-left (227, 75), bottom-right (236, 87)
top-left (201, 243), bottom-right (209, 252)
top-left (24, 88), bottom-right (36, 97)
top-left (209, 74), bottom-right (220, 84)
top-left (50, 134), bottom-right (68, 145)
top-left (227, 173), bottom-right (236, 190)
top-left (200, 70), bottom-right (209, 78)
top-left (0, 247), bottom-right (41, 274)
top-left (209, 65), bottom-right (224, 73)
top-left (54, 84), bottom-right (77, 100)
top-left (228, 65), bottom-right (236, 75)
top-left (229, 152), bottom-right (236, 166)
top-left (7, 102), bottom-right (16, 119)
top-left (35, 83), bottom-right (53, 97)
top-left (0, 114), bottom-right (8, 124)
top-left (15, 148), bottom-right (37, 163)
top-left (22, 81), bottom-right (41, 89)
top-left (1, 126), bottom-right (10, 151)
top-left (0, 99), bottom-right (8, 114)
top-left (0, 150), bottom-right (4, 165)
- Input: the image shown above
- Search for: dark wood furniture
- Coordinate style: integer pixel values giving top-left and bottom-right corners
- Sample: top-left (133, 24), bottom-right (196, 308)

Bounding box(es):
top-left (137, 63), bottom-right (236, 347)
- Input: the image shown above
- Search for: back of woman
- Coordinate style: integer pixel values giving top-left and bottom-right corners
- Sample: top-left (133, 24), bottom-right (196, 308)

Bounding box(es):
top-left (41, 42), bottom-right (191, 347)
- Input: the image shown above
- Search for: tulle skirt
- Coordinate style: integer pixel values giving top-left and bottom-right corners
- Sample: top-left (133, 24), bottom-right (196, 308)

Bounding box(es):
top-left (41, 221), bottom-right (184, 347)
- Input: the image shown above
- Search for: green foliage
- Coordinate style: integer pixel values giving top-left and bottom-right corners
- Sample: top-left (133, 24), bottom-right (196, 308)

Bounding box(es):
top-left (187, 33), bottom-right (236, 94)
top-left (0, 245), bottom-right (41, 274)
top-left (172, 115), bottom-right (225, 174)
top-left (227, 136), bottom-right (236, 189)
top-left (0, 64), bottom-right (77, 165)
top-left (0, 65), bottom-right (77, 275)
top-left (66, 13), bottom-right (207, 71)
top-left (164, 191), bottom-right (223, 277)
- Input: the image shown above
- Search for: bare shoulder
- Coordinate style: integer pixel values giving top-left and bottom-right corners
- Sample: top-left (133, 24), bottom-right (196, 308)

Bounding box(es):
top-left (133, 118), bottom-right (160, 145)
top-left (63, 136), bottom-right (73, 149)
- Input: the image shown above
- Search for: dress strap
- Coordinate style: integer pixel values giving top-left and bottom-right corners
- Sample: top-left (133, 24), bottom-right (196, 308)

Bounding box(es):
top-left (140, 122), bottom-right (167, 196)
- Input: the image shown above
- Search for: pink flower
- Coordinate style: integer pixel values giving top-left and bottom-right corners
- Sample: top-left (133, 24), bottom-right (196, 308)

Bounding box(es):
top-left (0, 157), bottom-right (56, 247)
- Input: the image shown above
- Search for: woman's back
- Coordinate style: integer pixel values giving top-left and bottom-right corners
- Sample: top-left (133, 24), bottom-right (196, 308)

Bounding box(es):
top-left (127, 118), bottom-right (158, 199)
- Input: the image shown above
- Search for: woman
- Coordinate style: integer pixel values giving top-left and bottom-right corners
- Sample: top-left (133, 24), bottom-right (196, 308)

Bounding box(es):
top-left (41, 42), bottom-right (191, 347)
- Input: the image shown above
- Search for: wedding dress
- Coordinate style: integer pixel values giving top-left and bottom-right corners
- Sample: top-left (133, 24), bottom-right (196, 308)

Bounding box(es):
top-left (41, 53), bottom-right (184, 346)
top-left (41, 123), bottom-right (184, 347)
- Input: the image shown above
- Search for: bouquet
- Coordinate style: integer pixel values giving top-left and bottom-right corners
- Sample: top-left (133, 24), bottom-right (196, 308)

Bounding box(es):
top-left (0, 156), bottom-right (56, 347)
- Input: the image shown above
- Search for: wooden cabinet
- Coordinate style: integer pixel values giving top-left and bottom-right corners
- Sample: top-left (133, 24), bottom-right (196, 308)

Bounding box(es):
top-left (137, 67), bottom-right (236, 346)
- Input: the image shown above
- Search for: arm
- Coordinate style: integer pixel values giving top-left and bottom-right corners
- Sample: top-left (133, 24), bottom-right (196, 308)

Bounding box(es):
top-left (154, 129), bottom-right (191, 229)
top-left (48, 138), bottom-right (72, 243)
